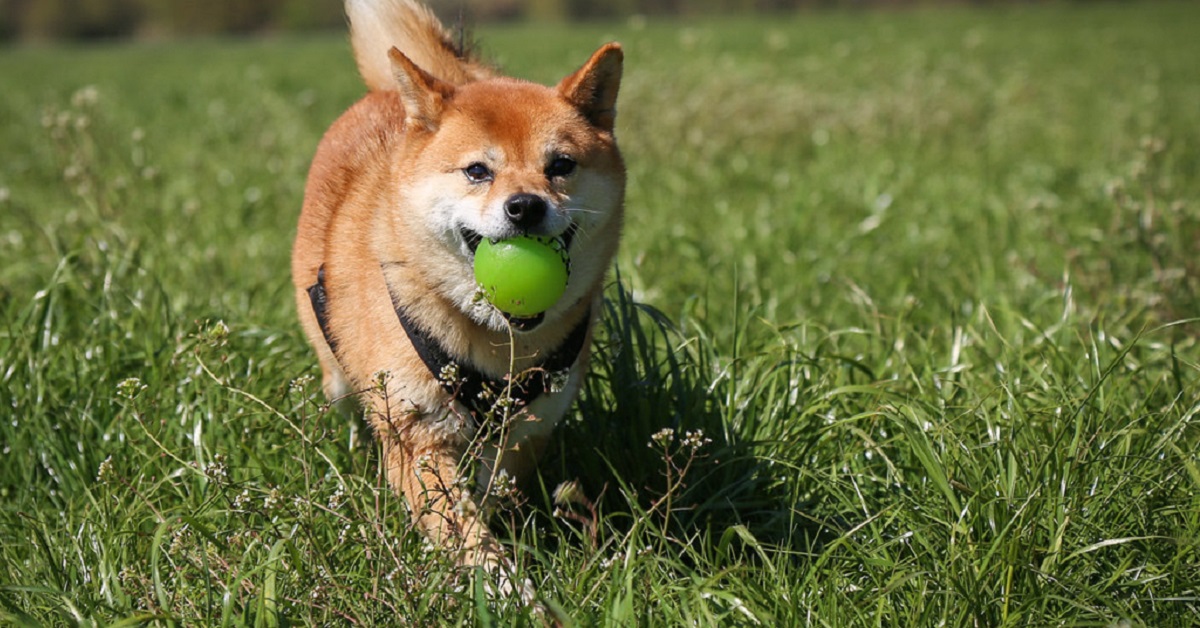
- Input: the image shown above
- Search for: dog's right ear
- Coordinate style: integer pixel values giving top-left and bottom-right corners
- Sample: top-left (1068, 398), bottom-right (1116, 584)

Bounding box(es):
top-left (388, 47), bottom-right (455, 133)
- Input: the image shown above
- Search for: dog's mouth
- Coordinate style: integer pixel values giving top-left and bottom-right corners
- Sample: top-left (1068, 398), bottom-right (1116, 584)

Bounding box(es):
top-left (460, 223), bottom-right (577, 258)
top-left (462, 228), bottom-right (485, 256)
top-left (505, 312), bottom-right (545, 331)
top-left (461, 224), bottom-right (577, 332)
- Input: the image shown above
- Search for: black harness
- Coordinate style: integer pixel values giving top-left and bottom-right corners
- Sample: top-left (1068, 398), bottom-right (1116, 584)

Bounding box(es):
top-left (307, 264), bottom-right (589, 417)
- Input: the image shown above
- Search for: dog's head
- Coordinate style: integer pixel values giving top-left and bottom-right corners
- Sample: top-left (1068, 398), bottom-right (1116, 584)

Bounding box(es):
top-left (381, 44), bottom-right (625, 332)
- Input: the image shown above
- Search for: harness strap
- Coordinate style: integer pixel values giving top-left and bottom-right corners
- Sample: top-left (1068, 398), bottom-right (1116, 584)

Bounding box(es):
top-left (307, 265), bottom-right (337, 355)
top-left (307, 264), bottom-right (590, 418)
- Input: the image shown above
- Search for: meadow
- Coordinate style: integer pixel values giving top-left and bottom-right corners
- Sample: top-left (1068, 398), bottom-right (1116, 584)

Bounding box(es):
top-left (1, 1), bottom-right (1198, 624)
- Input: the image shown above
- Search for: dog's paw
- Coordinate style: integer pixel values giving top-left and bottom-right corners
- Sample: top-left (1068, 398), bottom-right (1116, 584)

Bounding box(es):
top-left (464, 558), bottom-right (550, 616)
top-left (487, 566), bottom-right (536, 606)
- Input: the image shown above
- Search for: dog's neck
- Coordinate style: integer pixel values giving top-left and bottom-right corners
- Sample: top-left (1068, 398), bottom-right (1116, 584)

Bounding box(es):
top-left (306, 263), bottom-right (590, 418)
top-left (387, 293), bottom-right (590, 418)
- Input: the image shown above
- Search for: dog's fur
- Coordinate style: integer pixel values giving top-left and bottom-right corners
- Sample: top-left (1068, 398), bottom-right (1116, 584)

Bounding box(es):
top-left (291, 0), bottom-right (624, 575)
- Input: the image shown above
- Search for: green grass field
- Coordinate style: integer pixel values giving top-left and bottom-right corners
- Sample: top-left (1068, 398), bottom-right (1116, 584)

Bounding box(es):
top-left (2, 2), bottom-right (1199, 624)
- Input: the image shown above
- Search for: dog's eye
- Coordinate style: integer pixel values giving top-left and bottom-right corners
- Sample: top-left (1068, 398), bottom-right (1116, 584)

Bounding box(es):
top-left (545, 156), bottom-right (577, 179)
top-left (463, 162), bottom-right (493, 183)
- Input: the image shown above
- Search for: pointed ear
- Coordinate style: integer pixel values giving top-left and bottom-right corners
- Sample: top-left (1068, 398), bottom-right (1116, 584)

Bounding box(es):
top-left (388, 47), bottom-right (455, 132)
top-left (557, 43), bottom-right (623, 132)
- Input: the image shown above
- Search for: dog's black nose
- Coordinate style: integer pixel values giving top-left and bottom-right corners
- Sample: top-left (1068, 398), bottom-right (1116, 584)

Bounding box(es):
top-left (504, 193), bottom-right (548, 230)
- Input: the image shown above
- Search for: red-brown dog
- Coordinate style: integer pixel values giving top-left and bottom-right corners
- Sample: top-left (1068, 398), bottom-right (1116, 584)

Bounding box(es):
top-left (291, 0), bottom-right (625, 589)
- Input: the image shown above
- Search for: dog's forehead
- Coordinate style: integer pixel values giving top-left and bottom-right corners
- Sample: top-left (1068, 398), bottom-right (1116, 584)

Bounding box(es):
top-left (441, 79), bottom-right (584, 153)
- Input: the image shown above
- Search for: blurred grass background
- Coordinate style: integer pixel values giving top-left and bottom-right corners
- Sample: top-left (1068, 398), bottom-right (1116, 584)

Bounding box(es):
top-left (1, 0), bottom-right (1099, 40)
top-left (1, 0), bottom-right (1198, 624)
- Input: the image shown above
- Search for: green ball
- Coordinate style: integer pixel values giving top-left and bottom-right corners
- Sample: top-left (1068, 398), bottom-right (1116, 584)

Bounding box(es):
top-left (474, 236), bottom-right (570, 317)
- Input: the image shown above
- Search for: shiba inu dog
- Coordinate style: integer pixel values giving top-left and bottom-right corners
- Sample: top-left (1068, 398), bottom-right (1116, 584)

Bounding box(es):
top-left (290, 0), bottom-right (624, 588)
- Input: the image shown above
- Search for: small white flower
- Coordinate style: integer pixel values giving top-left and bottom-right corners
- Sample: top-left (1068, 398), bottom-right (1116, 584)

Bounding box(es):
top-left (682, 429), bottom-right (712, 451)
top-left (96, 456), bottom-right (114, 483)
top-left (599, 551), bottom-right (625, 570)
top-left (204, 453), bottom-right (228, 484)
top-left (437, 362), bottom-right (461, 386)
top-left (649, 428), bottom-right (675, 448)
top-left (116, 377), bottom-right (147, 401)
top-left (71, 85), bottom-right (99, 108)
top-left (289, 374), bottom-right (314, 392)
top-left (489, 469), bottom-right (518, 501)
top-left (327, 484), bottom-right (346, 510)
top-left (262, 487), bottom-right (283, 511)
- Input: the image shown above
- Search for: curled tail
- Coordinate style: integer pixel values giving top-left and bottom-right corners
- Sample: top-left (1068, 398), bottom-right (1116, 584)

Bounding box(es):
top-left (347, 0), bottom-right (493, 91)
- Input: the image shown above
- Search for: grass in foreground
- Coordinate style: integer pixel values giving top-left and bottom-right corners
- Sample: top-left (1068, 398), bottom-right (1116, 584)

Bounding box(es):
top-left (1, 2), bottom-right (1199, 624)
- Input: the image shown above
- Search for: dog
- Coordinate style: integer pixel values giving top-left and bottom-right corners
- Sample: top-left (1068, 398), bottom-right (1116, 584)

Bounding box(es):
top-left (290, 0), bottom-right (625, 588)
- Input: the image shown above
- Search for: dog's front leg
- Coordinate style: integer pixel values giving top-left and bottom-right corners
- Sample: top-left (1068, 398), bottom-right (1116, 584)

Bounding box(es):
top-left (384, 436), bottom-right (537, 603)
top-left (383, 436), bottom-right (505, 568)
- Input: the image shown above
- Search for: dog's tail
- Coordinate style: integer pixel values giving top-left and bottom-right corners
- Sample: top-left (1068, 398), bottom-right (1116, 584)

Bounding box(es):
top-left (347, 0), bottom-right (492, 91)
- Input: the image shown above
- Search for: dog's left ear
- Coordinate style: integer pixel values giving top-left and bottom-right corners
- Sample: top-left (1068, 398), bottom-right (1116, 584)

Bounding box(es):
top-left (558, 43), bottom-right (623, 132)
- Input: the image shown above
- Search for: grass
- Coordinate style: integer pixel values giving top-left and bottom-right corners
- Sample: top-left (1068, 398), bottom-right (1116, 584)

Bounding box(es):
top-left (2, 1), bottom-right (1199, 624)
